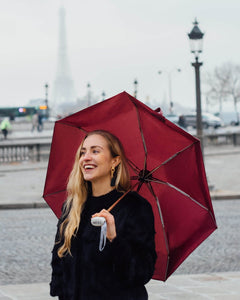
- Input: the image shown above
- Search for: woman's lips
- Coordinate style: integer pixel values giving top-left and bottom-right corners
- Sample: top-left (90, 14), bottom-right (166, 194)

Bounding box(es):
top-left (83, 164), bottom-right (97, 170)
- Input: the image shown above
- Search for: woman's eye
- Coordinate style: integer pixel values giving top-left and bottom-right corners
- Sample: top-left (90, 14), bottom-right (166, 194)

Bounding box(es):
top-left (80, 151), bottom-right (85, 157)
top-left (93, 149), bottom-right (99, 154)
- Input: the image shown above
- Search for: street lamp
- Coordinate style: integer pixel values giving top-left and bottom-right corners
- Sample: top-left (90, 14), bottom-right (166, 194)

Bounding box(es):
top-left (188, 18), bottom-right (204, 151)
top-left (44, 83), bottom-right (49, 117)
top-left (87, 83), bottom-right (91, 106)
top-left (45, 83), bottom-right (49, 107)
top-left (133, 79), bottom-right (138, 98)
top-left (158, 68), bottom-right (181, 113)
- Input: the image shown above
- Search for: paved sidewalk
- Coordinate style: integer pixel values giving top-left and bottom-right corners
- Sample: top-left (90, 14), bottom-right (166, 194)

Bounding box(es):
top-left (0, 272), bottom-right (239, 299)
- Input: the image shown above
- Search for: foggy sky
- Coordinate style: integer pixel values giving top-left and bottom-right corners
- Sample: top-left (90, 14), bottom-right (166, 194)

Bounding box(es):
top-left (0, 0), bottom-right (240, 112)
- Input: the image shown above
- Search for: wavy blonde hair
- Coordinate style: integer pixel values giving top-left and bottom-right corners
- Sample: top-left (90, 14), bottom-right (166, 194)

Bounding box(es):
top-left (57, 130), bottom-right (131, 257)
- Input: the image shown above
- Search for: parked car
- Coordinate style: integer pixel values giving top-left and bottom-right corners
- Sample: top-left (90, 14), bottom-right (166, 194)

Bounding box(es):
top-left (183, 112), bottom-right (223, 129)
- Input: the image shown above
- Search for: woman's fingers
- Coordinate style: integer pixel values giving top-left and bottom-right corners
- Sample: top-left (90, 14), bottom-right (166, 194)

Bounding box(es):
top-left (92, 209), bottom-right (117, 241)
top-left (92, 209), bottom-right (113, 223)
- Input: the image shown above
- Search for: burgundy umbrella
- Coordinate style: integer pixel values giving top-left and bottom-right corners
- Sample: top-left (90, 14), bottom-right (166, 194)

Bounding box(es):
top-left (43, 91), bottom-right (217, 281)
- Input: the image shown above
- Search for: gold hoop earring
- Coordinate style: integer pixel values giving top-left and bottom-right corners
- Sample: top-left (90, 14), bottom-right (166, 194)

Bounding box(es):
top-left (111, 166), bottom-right (115, 177)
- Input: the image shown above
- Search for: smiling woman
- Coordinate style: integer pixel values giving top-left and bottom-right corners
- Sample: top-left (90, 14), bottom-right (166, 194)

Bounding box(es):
top-left (50, 130), bottom-right (156, 300)
top-left (79, 134), bottom-right (121, 194)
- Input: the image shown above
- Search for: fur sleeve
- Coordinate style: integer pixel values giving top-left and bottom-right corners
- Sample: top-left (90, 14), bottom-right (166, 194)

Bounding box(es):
top-left (106, 194), bottom-right (157, 286)
top-left (49, 209), bottom-right (66, 297)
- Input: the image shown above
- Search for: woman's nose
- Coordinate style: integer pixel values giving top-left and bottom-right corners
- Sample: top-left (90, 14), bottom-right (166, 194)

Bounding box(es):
top-left (82, 151), bottom-right (92, 160)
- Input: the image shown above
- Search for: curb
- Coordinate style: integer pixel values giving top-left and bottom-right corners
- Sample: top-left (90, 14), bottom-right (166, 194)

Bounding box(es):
top-left (0, 202), bottom-right (48, 210)
top-left (0, 165), bottom-right (47, 173)
top-left (6, 135), bottom-right (52, 141)
top-left (210, 193), bottom-right (240, 200)
top-left (205, 150), bottom-right (240, 156)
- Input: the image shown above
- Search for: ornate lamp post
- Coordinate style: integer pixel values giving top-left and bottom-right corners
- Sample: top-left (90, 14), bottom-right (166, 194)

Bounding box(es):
top-left (188, 19), bottom-right (204, 152)
top-left (133, 79), bottom-right (138, 98)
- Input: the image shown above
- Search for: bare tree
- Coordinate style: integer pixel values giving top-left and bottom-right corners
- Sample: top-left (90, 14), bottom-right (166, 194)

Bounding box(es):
top-left (205, 62), bottom-right (240, 123)
top-left (224, 63), bottom-right (240, 123)
top-left (204, 71), bottom-right (228, 113)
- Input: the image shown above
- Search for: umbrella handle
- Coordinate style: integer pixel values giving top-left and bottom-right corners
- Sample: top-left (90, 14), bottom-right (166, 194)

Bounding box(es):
top-left (91, 217), bottom-right (106, 227)
top-left (107, 189), bottom-right (131, 212)
top-left (107, 182), bottom-right (138, 212)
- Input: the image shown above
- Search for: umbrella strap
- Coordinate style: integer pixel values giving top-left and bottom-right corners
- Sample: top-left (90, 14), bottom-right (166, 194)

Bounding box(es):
top-left (99, 221), bottom-right (107, 251)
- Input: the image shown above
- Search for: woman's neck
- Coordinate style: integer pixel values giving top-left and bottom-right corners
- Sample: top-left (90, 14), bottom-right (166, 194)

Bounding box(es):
top-left (91, 182), bottom-right (115, 197)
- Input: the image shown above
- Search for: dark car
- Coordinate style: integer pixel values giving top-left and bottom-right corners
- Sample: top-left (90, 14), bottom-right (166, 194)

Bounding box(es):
top-left (183, 112), bottom-right (223, 129)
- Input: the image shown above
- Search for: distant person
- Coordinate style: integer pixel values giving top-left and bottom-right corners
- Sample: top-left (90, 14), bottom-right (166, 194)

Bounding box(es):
top-left (1, 117), bottom-right (11, 139)
top-left (38, 113), bottom-right (43, 132)
top-left (31, 113), bottom-right (38, 132)
top-left (178, 115), bottom-right (186, 128)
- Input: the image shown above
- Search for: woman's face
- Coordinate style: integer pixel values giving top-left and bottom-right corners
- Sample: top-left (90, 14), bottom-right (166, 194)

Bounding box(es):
top-left (79, 134), bottom-right (118, 186)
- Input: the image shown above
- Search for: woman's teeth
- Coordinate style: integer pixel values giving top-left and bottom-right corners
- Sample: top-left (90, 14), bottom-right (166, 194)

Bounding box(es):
top-left (84, 165), bottom-right (95, 169)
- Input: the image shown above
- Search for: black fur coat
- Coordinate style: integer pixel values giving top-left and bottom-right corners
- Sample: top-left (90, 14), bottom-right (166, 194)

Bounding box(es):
top-left (50, 189), bottom-right (156, 300)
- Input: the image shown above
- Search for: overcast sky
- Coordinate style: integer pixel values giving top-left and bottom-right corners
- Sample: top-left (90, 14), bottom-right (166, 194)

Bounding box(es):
top-left (1, 0), bottom-right (240, 112)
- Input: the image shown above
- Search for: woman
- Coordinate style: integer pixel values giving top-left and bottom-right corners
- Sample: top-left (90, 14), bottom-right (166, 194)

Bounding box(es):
top-left (50, 130), bottom-right (156, 300)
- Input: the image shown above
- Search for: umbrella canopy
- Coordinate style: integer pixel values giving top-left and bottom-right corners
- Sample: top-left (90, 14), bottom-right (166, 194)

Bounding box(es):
top-left (43, 91), bottom-right (217, 281)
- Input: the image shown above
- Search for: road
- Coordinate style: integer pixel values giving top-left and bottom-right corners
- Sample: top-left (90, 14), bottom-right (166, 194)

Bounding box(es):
top-left (0, 199), bottom-right (240, 285)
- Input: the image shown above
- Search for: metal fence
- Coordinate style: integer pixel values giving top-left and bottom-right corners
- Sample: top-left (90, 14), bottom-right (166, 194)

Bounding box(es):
top-left (204, 132), bottom-right (240, 146)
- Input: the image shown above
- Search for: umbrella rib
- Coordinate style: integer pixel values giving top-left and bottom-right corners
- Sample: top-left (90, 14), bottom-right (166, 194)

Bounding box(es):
top-left (147, 142), bottom-right (197, 177)
top-left (149, 179), bottom-right (209, 211)
top-left (131, 100), bottom-right (148, 172)
top-left (127, 158), bottom-right (141, 175)
top-left (57, 121), bottom-right (88, 133)
top-left (147, 182), bottom-right (167, 232)
top-left (146, 181), bottom-right (170, 278)
top-left (43, 189), bottom-right (67, 198)
top-left (137, 182), bottom-right (144, 192)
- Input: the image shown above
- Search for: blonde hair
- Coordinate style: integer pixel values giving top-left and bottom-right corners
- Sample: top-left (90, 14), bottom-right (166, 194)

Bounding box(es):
top-left (57, 130), bottom-right (131, 257)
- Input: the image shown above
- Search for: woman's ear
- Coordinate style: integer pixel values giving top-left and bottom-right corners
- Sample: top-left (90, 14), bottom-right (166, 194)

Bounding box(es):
top-left (112, 156), bottom-right (121, 168)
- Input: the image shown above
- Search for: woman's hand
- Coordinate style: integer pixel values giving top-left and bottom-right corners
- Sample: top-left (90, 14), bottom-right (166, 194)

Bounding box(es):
top-left (92, 209), bottom-right (116, 242)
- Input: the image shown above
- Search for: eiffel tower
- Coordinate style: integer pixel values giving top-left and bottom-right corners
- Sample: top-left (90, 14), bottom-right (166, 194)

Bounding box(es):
top-left (52, 6), bottom-right (75, 113)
